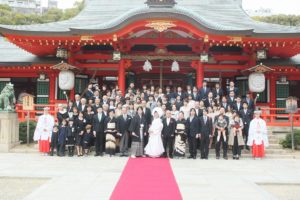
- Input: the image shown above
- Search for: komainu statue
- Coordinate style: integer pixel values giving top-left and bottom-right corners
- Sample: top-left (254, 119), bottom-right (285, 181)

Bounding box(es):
top-left (0, 83), bottom-right (16, 111)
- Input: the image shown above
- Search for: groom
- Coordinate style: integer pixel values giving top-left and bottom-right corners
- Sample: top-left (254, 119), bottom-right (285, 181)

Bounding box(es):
top-left (162, 110), bottom-right (176, 158)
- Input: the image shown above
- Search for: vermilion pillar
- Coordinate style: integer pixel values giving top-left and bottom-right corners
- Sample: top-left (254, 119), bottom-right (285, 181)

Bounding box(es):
top-left (118, 60), bottom-right (126, 96)
top-left (270, 75), bottom-right (277, 114)
top-left (196, 62), bottom-right (204, 89)
top-left (49, 73), bottom-right (56, 104)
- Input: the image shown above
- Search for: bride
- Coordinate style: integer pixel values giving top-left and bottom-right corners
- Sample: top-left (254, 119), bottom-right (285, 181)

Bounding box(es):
top-left (145, 108), bottom-right (165, 158)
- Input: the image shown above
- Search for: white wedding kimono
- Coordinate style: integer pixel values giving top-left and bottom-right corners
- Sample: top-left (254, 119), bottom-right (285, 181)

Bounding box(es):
top-left (247, 118), bottom-right (269, 147)
top-left (145, 118), bottom-right (165, 158)
top-left (34, 114), bottom-right (55, 141)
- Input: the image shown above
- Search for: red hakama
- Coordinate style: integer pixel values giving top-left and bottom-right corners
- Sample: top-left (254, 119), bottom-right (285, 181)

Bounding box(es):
top-left (39, 139), bottom-right (50, 153)
top-left (252, 141), bottom-right (265, 158)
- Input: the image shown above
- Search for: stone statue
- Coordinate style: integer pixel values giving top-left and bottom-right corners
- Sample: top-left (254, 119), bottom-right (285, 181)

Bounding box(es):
top-left (0, 83), bottom-right (16, 111)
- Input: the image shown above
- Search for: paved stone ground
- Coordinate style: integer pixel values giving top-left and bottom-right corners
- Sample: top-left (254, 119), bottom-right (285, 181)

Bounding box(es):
top-left (1, 153), bottom-right (300, 200)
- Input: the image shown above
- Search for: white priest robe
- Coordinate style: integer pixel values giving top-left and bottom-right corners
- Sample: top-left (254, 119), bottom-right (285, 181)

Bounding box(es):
top-left (34, 114), bottom-right (55, 141)
top-left (247, 118), bottom-right (269, 147)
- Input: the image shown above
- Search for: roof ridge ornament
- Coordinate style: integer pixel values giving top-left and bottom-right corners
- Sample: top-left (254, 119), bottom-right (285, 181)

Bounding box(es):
top-left (146, 0), bottom-right (177, 8)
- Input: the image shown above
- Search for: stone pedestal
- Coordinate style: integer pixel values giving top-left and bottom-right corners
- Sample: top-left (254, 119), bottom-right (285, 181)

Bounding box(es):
top-left (0, 112), bottom-right (19, 152)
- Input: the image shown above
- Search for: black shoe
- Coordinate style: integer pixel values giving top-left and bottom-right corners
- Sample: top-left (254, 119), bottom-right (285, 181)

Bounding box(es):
top-left (100, 153), bottom-right (104, 156)
top-left (188, 156), bottom-right (193, 159)
top-left (216, 156), bottom-right (220, 160)
top-left (223, 156), bottom-right (228, 160)
top-left (94, 153), bottom-right (100, 157)
top-left (193, 156), bottom-right (196, 159)
top-left (169, 155), bottom-right (173, 159)
top-left (236, 157), bottom-right (240, 160)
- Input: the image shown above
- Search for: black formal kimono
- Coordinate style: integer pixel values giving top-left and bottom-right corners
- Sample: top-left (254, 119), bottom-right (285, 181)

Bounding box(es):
top-left (186, 116), bottom-right (200, 158)
top-left (93, 113), bottom-right (106, 155)
top-left (117, 114), bottom-right (132, 156)
top-left (66, 124), bottom-right (76, 156)
top-left (129, 114), bottom-right (147, 157)
top-left (199, 116), bottom-right (213, 159)
top-left (162, 117), bottom-right (176, 158)
top-left (104, 117), bottom-right (118, 156)
top-left (174, 119), bottom-right (187, 157)
top-left (83, 130), bottom-right (94, 151)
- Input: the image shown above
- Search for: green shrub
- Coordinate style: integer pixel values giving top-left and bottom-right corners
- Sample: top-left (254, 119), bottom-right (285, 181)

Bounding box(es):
top-left (280, 130), bottom-right (300, 149)
top-left (19, 121), bottom-right (37, 144)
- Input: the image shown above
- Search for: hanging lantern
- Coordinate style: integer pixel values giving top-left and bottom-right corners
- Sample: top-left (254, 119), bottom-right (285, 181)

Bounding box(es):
top-left (143, 60), bottom-right (152, 72)
top-left (243, 63), bottom-right (274, 93)
top-left (248, 72), bottom-right (265, 93)
top-left (51, 61), bottom-right (78, 91)
top-left (59, 70), bottom-right (75, 90)
top-left (171, 60), bottom-right (180, 72)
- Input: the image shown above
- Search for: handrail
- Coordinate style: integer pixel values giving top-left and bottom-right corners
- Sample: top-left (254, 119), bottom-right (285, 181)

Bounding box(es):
top-left (15, 104), bottom-right (300, 127)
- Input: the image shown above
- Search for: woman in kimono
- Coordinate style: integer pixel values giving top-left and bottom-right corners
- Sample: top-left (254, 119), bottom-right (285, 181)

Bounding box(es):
top-left (75, 112), bottom-right (86, 156)
top-left (144, 108), bottom-right (165, 158)
top-left (228, 114), bottom-right (245, 159)
top-left (247, 110), bottom-right (269, 159)
top-left (104, 110), bottom-right (118, 156)
top-left (129, 106), bottom-right (147, 158)
top-left (174, 111), bottom-right (187, 158)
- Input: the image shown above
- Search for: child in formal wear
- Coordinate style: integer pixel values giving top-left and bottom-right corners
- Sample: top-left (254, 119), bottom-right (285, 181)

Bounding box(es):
top-left (50, 125), bottom-right (59, 156)
top-left (83, 125), bottom-right (94, 156)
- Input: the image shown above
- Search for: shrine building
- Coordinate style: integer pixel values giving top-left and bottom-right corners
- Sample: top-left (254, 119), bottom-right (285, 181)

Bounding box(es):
top-left (0, 0), bottom-right (300, 121)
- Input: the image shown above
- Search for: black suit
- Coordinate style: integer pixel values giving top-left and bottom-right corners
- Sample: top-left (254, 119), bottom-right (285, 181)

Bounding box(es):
top-left (226, 87), bottom-right (239, 96)
top-left (233, 102), bottom-right (243, 112)
top-left (117, 114), bottom-right (132, 155)
top-left (162, 118), bottom-right (176, 157)
top-left (192, 92), bottom-right (200, 101)
top-left (199, 116), bottom-right (213, 159)
top-left (195, 108), bottom-right (203, 118)
top-left (198, 87), bottom-right (210, 101)
top-left (227, 96), bottom-right (236, 107)
top-left (239, 109), bottom-right (253, 146)
top-left (143, 107), bottom-right (152, 147)
top-left (214, 114), bottom-right (229, 158)
top-left (204, 98), bottom-right (214, 108)
top-left (212, 88), bottom-right (224, 99)
top-left (186, 116), bottom-right (201, 158)
top-left (92, 104), bottom-right (101, 114)
top-left (93, 113), bottom-right (106, 155)
top-left (243, 98), bottom-right (255, 111)
top-left (221, 103), bottom-right (229, 112)
top-left (78, 104), bottom-right (88, 114)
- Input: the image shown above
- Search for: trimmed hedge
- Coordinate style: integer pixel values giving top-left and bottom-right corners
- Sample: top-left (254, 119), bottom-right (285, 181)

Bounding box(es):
top-left (19, 121), bottom-right (37, 144)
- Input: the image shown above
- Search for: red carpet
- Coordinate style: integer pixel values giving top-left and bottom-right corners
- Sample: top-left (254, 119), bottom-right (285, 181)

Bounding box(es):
top-left (110, 158), bottom-right (182, 200)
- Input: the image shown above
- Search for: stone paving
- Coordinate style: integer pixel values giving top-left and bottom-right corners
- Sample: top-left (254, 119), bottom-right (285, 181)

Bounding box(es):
top-left (0, 153), bottom-right (300, 200)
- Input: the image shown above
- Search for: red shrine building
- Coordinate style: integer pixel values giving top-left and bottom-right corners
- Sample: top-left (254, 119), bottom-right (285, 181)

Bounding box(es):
top-left (0, 0), bottom-right (300, 119)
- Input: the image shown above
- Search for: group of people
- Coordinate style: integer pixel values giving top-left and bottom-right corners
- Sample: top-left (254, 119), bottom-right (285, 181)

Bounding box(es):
top-left (33, 80), bottom-right (269, 160)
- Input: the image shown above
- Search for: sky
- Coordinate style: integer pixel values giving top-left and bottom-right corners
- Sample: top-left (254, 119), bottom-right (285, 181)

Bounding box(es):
top-left (56, 0), bottom-right (300, 15)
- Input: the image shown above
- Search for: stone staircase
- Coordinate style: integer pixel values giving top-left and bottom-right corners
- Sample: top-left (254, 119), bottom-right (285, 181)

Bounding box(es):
top-left (9, 127), bottom-right (300, 159)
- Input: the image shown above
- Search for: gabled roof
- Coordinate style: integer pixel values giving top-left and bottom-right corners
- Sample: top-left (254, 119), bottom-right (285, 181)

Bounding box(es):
top-left (0, 0), bottom-right (300, 37)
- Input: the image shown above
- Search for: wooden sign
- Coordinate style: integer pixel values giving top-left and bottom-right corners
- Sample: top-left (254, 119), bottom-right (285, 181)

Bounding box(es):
top-left (22, 95), bottom-right (34, 111)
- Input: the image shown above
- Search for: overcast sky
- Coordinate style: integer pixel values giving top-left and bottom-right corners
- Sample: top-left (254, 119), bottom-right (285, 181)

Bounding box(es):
top-left (57, 0), bottom-right (300, 15)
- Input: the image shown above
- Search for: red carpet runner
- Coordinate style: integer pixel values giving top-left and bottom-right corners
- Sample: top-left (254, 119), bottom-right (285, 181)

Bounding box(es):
top-left (110, 158), bottom-right (182, 200)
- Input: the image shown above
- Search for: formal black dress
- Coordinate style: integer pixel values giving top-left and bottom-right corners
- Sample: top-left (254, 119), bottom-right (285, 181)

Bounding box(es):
top-left (75, 118), bottom-right (86, 146)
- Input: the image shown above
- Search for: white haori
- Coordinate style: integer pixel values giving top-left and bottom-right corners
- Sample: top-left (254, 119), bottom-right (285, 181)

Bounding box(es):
top-left (34, 114), bottom-right (55, 141)
top-left (247, 118), bottom-right (269, 147)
